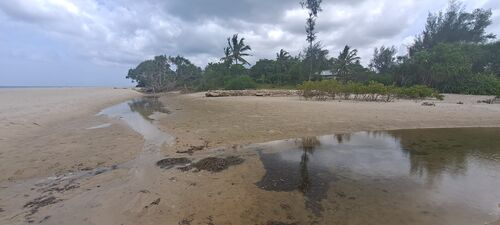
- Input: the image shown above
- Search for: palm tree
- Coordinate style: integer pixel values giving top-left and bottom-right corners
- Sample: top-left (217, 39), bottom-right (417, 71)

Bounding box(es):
top-left (333, 45), bottom-right (360, 81)
top-left (276, 49), bottom-right (291, 61)
top-left (221, 47), bottom-right (233, 65)
top-left (221, 34), bottom-right (252, 66)
top-left (304, 42), bottom-right (329, 79)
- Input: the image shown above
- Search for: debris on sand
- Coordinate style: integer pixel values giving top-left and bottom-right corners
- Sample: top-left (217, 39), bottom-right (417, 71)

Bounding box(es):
top-left (23, 195), bottom-right (61, 216)
top-left (145, 198), bottom-right (161, 209)
top-left (179, 156), bottom-right (244, 172)
top-left (156, 158), bottom-right (191, 169)
top-left (264, 221), bottom-right (298, 225)
top-left (205, 90), bottom-right (299, 98)
top-left (176, 143), bottom-right (207, 155)
top-left (39, 215), bottom-right (51, 223)
top-left (178, 217), bottom-right (193, 225)
top-left (421, 102), bottom-right (435, 106)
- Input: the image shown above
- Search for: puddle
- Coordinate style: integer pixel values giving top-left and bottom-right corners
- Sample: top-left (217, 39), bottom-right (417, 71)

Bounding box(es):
top-left (127, 96), bottom-right (171, 121)
top-left (99, 97), bottom-right (173, 147)
top-left (252, 128), bottom-right (500, 224)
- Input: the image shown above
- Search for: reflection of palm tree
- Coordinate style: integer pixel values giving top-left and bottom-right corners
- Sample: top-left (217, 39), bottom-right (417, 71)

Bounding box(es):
top-left (334, 133), bottom-right (351, 144)
top-left (297, 137), bottom-right (320, 194)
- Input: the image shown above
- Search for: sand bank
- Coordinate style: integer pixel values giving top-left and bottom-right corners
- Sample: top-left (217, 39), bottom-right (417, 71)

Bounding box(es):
top-left (158, 92), bottom-right (500, 152)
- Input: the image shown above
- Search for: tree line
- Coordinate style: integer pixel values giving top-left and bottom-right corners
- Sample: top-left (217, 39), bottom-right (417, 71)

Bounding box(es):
top-left (126, 1), bottom-right (500, 96)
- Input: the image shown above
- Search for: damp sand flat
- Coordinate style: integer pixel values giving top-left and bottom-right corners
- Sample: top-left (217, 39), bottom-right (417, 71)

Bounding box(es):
top-left (158, 93), bottom-right (500, 152)
top-left (0, 88), bottom-right (142, 181)
top-left (2, 92), bottom-right (500, 225)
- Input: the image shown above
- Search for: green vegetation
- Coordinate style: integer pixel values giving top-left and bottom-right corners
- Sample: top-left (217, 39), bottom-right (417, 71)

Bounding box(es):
top-left (224, 76), bottom-right (257, 90)
top-left (297, 80), bottom-right (441, 101)
top-left (126, 1), bottom-right (499, 97)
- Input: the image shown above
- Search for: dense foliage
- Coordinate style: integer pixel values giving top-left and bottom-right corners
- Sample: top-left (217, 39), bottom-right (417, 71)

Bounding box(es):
top-left (127, 1), bottom-right (499, 97)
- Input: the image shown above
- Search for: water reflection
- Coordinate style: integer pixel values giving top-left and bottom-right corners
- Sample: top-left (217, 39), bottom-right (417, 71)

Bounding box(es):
top-left (128, 96), bottom-right (170, 121)
top-left (254, 128), bottom-right (500, 223)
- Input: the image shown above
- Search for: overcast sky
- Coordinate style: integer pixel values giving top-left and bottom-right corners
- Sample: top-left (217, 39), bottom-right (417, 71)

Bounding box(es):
top-left (1, 0), bottom-right (499, 86)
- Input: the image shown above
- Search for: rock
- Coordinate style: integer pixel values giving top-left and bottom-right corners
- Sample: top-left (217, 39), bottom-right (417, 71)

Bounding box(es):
top-left (457, 101), bottom-right (464, 104)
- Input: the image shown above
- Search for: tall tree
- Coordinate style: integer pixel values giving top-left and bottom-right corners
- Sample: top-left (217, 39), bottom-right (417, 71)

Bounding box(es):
top-left (221, 34), bottom-right (252, 66)
top-left (369, 45), bottom-right (397, 74)
top-left (168, 56), bottom-right (202, 89)
top-left (276, 49), bottom-right (291, 61)
top-left (301, 0), bottom-right (322, 80)
top-left (333, 45), bottom-right (361, 81)
top-left (409, 0), bottom-right (495, 55)
top-left (304, 42), bottom-right (330, 77)
top-left (126, 55), bottom-right (174, 93)
top-left (222, 47), bottom-right (233, 66)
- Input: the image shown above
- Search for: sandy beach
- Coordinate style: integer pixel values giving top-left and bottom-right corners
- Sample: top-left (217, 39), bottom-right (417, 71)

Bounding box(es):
top-left (1, 89), bottom-right (500, 225)
top-left (0, 88), bottom-right (142, 181)
top-left (158, 92), bottom-right (500, 153)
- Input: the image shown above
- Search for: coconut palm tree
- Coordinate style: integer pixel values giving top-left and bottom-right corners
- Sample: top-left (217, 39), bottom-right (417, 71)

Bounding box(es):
top-left (276, 49), bottom-right (291, 61)
top-left (221, 47), bottom-right (233, 65)
top-left (221, 34), bottom-right (252, 66)
top-left (333, 45), bottom-right (360, 81)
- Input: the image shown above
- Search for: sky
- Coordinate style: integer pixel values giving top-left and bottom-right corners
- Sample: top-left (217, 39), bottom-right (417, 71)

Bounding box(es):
top-left (0, 0), bottom-right (499, 87)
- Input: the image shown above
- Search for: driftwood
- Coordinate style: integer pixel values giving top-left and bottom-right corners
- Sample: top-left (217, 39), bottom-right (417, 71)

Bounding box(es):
top-left (477, 97), bottom-right (500, 104)
top-left (421, 102), bottom-right (436, 106)
top-left (205, 90), bottom-right (300, 97)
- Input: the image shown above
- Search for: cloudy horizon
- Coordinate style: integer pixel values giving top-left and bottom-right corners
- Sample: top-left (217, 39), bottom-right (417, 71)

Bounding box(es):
top-left (1, 0), bottom-right (499, 86)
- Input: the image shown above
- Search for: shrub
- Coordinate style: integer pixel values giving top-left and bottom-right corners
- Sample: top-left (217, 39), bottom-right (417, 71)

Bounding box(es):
top-left (224, 75), bottom-right (257, 90)
top-left (460, 74), bottom-right (500, 95)
top-left (297, 80), bottom-right (441, 101)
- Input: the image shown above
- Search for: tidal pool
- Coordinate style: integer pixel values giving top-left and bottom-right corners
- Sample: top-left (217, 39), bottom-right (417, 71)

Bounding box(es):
top-left (250, 128), bottom-right (500, 225)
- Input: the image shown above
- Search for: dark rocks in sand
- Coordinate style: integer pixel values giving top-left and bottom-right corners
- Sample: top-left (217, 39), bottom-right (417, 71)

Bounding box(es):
top-left (179, 156), bottom-right (244, 172)
top-left (156, 158), bottom-right (191, 169)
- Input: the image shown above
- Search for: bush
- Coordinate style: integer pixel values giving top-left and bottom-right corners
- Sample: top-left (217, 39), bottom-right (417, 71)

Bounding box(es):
top-left (224, 75), bottom-right (257, 90)
top-left (459, 74), bottom-right (500, 95)
top-left (398, 85), bottom-right (441, 99)
top-left (297, 80), bottom-right (441, 101)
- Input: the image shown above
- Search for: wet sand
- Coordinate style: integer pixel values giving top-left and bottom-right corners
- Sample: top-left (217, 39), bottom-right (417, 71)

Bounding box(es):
top-left (1, 89), bottom-right (500, 225)
top-left (158, 92), bottom-right (500, 152)
top-left (0, 88), bottom-right (142, 181)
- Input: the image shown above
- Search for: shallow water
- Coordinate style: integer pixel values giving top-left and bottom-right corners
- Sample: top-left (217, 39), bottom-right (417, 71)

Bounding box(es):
top-left (251, 128), bottom-right (500, 224)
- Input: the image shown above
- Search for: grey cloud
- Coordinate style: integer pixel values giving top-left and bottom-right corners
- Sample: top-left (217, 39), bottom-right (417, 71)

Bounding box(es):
top-left (0, 0), bottom-right (498, 69)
